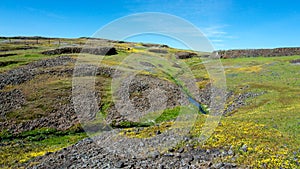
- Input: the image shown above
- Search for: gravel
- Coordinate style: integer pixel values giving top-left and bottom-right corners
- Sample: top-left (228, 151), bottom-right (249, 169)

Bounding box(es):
top-left (21, 133), bottom-right (240, 169)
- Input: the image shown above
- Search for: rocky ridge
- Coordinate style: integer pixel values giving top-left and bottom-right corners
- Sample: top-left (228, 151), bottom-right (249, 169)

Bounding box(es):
top-left (218, 47), bottom-right (300, 58)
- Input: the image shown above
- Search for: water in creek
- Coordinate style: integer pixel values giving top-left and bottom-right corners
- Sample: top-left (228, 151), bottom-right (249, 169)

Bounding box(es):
top-left (188, 97), bottom-right (207, 114)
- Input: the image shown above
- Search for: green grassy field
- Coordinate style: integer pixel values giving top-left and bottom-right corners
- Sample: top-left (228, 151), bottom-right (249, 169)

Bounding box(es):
top-left (0, 38), bottom-right (299, 168)
top-left (195, 56), bottom-right (300, 168)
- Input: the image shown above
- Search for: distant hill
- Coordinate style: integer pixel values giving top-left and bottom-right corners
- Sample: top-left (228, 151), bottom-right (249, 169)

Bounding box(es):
top-left (217, 47), bottom-right (300, 58)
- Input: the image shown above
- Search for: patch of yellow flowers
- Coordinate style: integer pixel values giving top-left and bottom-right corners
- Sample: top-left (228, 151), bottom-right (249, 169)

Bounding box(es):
top-left (19, 147), bottom-right (62, 163)
top-left (192, 120), bottom-right (298, 168)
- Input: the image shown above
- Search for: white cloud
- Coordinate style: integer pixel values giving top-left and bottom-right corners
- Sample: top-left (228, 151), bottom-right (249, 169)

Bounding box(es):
top-left (201, 25), bottom-right (228, 38)
top-left (200, 25), bottom-right (237, 49)
top-left (211, 39), bottom-right (224, 42)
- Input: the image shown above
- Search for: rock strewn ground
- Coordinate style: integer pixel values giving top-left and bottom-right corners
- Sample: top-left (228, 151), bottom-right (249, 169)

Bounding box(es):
top-left (0, 89), bottom-right (25, 118)
top-left (198, 84), bottom-right (265, 115)
top-left (107, 75), bottom-right (189, 125)
top-left (0, 100), bottom-right (78, 134)
top-left (22, 135), bottom-right (241, 169)
top-left (0, 56), bottom-right (79, 134)
top-left (223, 91), bottom-right (265, 115)
top-left (0, 56), bottom-right (75, 89)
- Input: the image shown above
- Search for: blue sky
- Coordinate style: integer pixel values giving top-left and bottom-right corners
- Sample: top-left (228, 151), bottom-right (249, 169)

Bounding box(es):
top-left (1, 0), bottom-right (300, 50)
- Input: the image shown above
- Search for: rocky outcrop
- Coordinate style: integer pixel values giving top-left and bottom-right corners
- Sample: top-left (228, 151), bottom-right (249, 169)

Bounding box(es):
top-left (175, 51), bottom-right (198, 59)
top-left (41, 47), bottom-right (117, 55)
top-left (218, 47), bottom-right (300, 58)
top-left (142, 43), bottom-right (169, 48)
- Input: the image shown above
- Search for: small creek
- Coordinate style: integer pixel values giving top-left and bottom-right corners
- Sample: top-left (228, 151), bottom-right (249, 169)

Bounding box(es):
top-left (188, 96), bottom-right (207, 114)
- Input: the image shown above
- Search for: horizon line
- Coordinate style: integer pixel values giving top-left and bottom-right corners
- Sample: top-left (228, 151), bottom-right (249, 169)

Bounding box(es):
top-left (1, 35), bottom-right (299, 51)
